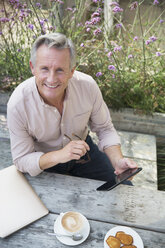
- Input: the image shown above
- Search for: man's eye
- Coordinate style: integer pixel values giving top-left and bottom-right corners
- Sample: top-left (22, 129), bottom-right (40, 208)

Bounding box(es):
top-left (41, 67), bottom-right (48, 71)
top-left (57, 69), bottom-right (63, 73)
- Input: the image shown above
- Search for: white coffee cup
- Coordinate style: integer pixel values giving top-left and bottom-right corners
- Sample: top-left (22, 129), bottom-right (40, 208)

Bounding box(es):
top-left (60, 211), bottom-right (85, 235)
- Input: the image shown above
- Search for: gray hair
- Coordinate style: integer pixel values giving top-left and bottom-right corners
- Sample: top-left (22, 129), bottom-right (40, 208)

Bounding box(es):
top-left (30, 33), bottom-right (76, 69)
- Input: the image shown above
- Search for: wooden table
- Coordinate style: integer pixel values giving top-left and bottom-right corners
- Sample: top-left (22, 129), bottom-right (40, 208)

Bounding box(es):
top-left (1, 172), bottom-right (165, 247)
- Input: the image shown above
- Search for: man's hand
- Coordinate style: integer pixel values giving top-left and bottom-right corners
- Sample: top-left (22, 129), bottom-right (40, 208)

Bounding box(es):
top-left (56, 140), bottom-right (90, 164)
top-left (104, 145), bottom-right (138, 176)
top-left (39, 140), bottom-right (90, 170)
top-left (114, 157), bottom-right (137, 175)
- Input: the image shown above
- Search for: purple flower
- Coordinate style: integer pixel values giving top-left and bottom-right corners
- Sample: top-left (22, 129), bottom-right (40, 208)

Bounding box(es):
top-left (114, 46), bottom-right (122, 52)
top-left (19, 16), bottom-right (24, 22)
top-left (112, 74), bottom-right (115, 78)
top-left (153, 0), bottom-right (159, 5)
top-left (27, 24), bottom-right (34, 30)
top-left (55, 0), bottom-right (64, 3)
top-left (40, 19), bottom-right (45, 26)
top-left (9, 0), bottom-right (19, 3)
top-left (112, 6), bottom-right (123, 13)
top-left (86, 27), bottom-right (90, 32)
top-left (108, 65), bottom-right (116, 71)
top-left (96, 72), bottom-right (103, 77)
top-left (0, 31), bottom-right (2, 35)
top-left (17, 49), bottom-right (21, 52)
top-left (51, 0), bottom-right (64, 3)
top-left (36, 3), bottom-right (42, 8)
top-left (130, 1), bottom-right (138, 10)
top-left (91, 12), bottom-right (100, 18)
top-left (77, 23), bottom-right (83, 27)
top-left (49, 26), bottom-right (53, 31)
top-left (128, 54), bottom-right (134, 59)
top-left (145, 40), bottom-right (151, 45)
top-left (149, 36), bottom-right (157, 42)
top-left (97, 7), bottom-right (102, 13)
top-left (156, 52), bottom-right (161, 56)
top-left (66, 7), bottom-right (73, 11)
top-left (107, 51), bottom-right (113, 58)
top-left (91, 17), bottom-right (101, 25)
top-left (115, 23), bottom-right (122, 29)
top-left (22, 3), bottom-right (27, 8)
top-left (26, 9), bottom-right (32, 14)
top-left (80, 43), bottom-right (85, 47)
top-left (133, 36), bottom-right (139, 41)
top-left (109, 2), bottom-right (119, 6)
top-left (93, 0), bottom-right (101, 2)
top-left (160, 19), bottom-right (164, 24)
top-left (85, 21), bottom-right (92, 26)
top-left (93, 28), bottom-right (102, 35)
top-left (0, 17), bottom-right (10, 23)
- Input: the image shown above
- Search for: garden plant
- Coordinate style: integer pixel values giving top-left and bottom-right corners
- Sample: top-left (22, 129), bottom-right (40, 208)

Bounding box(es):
top-left (0, 0), bottom-right (164, 114)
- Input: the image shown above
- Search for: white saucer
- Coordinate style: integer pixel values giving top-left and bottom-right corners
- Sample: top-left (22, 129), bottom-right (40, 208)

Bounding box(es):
top-left (54, 213), bottom-right (90, 246)
top-left (104, 226), bottom-right (144, 248)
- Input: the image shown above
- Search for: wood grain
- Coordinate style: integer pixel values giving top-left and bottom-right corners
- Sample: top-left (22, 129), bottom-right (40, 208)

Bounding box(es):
top-left (0, 213), bottom-right (165, 248)
top-left (26, 172), bottom-right (165, 233)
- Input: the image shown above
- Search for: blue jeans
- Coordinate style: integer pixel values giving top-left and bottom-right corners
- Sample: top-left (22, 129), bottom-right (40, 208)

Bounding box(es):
top-left (45, 135), bottom-right (132, 184)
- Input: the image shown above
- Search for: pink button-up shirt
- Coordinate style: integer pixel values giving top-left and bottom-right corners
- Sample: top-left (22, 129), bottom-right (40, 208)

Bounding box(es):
top-left (7, 71), bottom-right (120, 176)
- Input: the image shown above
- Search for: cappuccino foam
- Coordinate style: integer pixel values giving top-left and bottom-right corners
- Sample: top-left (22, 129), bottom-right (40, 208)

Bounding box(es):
top-left (61, 212), bottom-right (83, 232)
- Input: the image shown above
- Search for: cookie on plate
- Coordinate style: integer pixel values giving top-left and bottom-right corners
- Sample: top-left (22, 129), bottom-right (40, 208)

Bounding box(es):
top-left (106, 235), bottom-right (121, 248)
top-left (116, 231), bottom-right (133, 245)
top-left (122, 246), bottom-right (137, 248)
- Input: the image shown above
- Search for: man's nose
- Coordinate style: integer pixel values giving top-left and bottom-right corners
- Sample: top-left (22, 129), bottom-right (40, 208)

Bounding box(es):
top-left (47, 71), bottom-right (58, 82)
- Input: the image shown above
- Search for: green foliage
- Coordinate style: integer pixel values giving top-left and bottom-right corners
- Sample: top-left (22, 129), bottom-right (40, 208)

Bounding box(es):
top-left (0, 0), bottom-right (165, 114)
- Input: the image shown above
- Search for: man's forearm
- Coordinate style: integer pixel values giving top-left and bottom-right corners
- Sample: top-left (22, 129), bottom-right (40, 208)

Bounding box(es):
top-left (104, 145), bottom-right (124, 169)
top-left (39, 139), bottom-right (90, 171)
top-left (39, 150), bottom-right (60, 170)
top-left (104, 145), bottom-right (137, 175)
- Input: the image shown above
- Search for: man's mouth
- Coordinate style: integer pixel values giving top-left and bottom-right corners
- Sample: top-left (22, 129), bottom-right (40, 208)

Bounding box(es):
top-left (44, 83), bottom-right (60, 89)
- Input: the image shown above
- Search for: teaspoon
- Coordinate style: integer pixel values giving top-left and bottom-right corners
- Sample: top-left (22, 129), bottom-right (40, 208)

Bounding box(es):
top-left (48, 232), bottom-right (83, 241)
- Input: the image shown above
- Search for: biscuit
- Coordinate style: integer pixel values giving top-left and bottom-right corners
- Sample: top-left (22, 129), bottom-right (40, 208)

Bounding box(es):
top-left (122, 246), bottom-right (137, 248)
top-left (106, 235), bottom-right (121, 248)
top-left (116, 231), bottom-right (133, 245)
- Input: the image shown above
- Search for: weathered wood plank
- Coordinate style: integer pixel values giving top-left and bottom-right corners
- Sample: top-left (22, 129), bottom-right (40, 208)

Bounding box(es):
top-left (0, 213), bottom-right (165, 248)
top-left (26, 172), bottom-right (165, 233)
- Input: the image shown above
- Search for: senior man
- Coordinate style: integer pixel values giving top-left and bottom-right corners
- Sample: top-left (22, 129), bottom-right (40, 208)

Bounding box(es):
top-left (7, 32), bottom-right (137, 181)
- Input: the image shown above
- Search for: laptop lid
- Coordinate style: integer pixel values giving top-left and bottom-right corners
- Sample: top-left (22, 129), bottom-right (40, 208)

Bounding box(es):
top-left (0, 165), bottom-right (49, 238)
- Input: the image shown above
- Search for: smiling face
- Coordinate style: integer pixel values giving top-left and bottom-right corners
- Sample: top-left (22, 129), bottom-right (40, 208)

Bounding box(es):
top-left (30, 44), bottom-right (75, 106)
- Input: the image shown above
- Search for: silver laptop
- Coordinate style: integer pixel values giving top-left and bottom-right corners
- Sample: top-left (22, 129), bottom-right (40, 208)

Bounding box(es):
top-left (0, 165), bottom-right (49, 238)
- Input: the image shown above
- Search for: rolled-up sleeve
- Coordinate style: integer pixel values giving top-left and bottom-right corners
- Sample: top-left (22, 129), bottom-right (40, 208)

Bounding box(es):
top-left (89, 82), bottom-right (121, 151)
top-left (7, 106), bottom-right (44, 176)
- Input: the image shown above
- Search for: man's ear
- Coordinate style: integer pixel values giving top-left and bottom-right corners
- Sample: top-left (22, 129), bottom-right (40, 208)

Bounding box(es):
top-left (29, 61), bottom-right (35, 75)
top-left (69, 66), bottom-right (76, 79)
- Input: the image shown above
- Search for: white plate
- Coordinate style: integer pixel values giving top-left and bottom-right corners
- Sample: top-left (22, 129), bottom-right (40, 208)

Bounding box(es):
top-left (54, 213), bottom-right (90, 246)
top-left (104, 226), bottom-right (144, 248)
